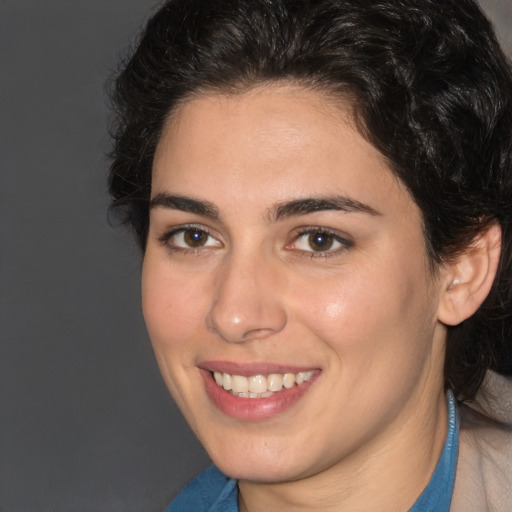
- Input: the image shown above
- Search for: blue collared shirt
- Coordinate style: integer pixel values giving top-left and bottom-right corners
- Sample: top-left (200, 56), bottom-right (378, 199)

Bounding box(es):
top-left (167, 392), bottom-right (459, 512)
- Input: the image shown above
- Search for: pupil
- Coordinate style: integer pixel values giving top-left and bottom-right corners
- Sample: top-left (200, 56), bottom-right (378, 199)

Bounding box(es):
top-left (308, 232), bottom-right (333, 251)
top-left (184, 229), bottom-right (206, 247)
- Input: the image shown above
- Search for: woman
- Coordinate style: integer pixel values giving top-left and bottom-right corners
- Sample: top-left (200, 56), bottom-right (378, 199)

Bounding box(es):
top-left (109, 0), bottom-right (512, 510)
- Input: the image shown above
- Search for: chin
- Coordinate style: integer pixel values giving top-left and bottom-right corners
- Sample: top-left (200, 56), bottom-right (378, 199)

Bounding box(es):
top-left (202, 430), bottom-right (320, 483)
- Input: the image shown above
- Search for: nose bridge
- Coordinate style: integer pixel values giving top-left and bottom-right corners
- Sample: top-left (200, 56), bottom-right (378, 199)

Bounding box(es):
top-left (205, 247), bottom-right (287, 343)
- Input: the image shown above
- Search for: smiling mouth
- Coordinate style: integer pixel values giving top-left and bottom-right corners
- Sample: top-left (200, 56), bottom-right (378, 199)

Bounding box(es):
top-left (211, 370), bottom-right (317, 398)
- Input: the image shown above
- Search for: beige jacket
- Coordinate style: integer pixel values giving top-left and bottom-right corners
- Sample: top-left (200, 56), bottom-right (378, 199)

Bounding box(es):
top-left (451, 371), bottom-right (512, 511)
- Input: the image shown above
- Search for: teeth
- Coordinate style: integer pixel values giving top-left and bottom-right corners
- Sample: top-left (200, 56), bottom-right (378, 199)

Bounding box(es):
top-left (248, 374), bottom-right (267, 393)
top-left (283, 373), bottom-right (296, 389)
top-left (212, 370), bottom-right (315, 398)
top-left (214, 372), bottom-right (223, 386)
top-left (267, 373), bottom-right (283, 392)
top-left (296, 371), bottom-right (308, 385)
top-left (232, 374), bottom-right (249, 393)
top-left (222, 372), bottom-right (232, 391)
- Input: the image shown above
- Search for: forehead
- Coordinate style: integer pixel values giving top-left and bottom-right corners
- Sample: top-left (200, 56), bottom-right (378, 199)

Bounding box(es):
top-left (152, 84), bottom-right (415, 221)
top-left (155, 85), bottom-right (355, 170)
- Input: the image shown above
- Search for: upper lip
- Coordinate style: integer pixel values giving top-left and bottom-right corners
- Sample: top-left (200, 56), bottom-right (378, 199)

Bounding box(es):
top-left (199, 360), bottom-right (320, 376)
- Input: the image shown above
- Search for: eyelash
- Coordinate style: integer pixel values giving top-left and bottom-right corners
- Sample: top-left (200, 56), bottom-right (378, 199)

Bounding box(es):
top-left (157, 225), bottom-right (353, 258)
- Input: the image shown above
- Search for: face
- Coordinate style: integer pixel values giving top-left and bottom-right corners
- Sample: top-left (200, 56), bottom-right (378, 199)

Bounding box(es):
top-left (143, 85), bottom-right (448, 483)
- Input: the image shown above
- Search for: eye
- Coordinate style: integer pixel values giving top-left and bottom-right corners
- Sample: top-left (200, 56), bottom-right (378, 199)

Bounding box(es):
top-left (292, 228), bottom-right (352, 254)
top-left (160, 226), bottom-right (222, 250)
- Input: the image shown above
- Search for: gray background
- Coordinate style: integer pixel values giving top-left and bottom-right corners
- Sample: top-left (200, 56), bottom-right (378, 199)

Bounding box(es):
top-left (0, 1), bottom-right (510, 511)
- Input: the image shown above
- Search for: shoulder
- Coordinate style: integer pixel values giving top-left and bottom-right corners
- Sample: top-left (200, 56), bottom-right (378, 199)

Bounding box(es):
top-left (451, 372), bottom-right (512, 512)
top-left (165, 466), bottom-right (238, 512)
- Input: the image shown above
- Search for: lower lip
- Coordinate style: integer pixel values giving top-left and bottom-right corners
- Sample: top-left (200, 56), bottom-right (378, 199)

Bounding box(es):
top-left (200, 369), bottom-right (319, 421)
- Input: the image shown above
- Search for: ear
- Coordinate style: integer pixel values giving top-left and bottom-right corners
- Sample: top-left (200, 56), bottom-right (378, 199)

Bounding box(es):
top-left (437, 224), bottom-right (501, 326)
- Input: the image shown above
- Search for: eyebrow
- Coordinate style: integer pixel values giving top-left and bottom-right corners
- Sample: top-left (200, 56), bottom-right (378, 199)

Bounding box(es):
top-left (270, 196), bottom-right (381, 221)
top-left (149, 192), bottom-right (380, 222)
top-left (149, 193), bottom-right (220, 220)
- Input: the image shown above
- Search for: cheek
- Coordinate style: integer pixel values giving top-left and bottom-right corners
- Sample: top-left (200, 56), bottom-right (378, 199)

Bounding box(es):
top-left (141, 257), bottom-right (207, 353)
top-left (141, 258), bottom-right (212, 413)
top-left (297, 259), bottom-right (433, 367)
top-left (299, 269), bottom-right (393, 334)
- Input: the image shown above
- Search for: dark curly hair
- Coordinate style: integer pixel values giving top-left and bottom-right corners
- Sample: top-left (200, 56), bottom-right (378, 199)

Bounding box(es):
top-left (109, 0), bottom-right (512, 401)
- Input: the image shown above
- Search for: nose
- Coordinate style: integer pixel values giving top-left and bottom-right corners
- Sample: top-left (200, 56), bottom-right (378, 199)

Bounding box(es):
top-left (205, 252), bottom-right (287, 343)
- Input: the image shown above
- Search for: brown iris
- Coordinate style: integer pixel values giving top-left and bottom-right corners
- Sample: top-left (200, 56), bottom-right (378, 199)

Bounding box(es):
top-left (183, 228), bottom-right (209, 247)
top-left (308, 232), bottom-right (334, 251)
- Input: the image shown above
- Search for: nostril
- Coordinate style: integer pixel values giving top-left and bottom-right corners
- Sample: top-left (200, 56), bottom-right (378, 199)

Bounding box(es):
top-left (240, 326), bottom-right (286, 342)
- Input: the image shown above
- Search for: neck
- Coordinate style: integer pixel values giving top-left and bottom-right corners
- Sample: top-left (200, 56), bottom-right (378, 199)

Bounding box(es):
top-left (238, 387), bottom-right (448, 512)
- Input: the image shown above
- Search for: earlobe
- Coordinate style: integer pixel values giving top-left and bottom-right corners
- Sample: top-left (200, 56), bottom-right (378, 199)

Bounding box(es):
top-left (437, 224), bottom-right (501, 326)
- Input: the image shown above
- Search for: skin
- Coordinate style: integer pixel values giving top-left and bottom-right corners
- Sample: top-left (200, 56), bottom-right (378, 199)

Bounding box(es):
top-left (142, 84), bottom-right (452, 511)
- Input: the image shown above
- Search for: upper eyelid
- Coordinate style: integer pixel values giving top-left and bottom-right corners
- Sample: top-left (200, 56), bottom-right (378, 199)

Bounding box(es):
top-left (292, 225), bottom-right (352, 240)
top-left (161, 223), bottom-right (215, 234)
